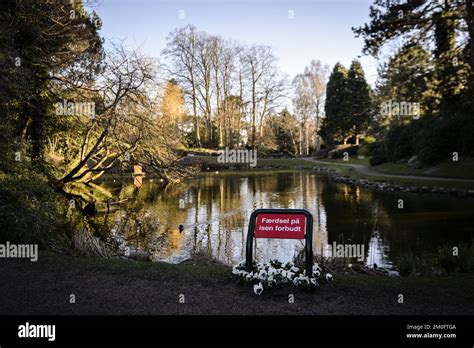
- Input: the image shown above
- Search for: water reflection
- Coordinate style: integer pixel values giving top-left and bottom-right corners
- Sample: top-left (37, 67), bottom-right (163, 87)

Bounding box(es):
top-left (366, 231), bottom-right (396, 272)
top-left (106, 171), bottom-right (474, 271)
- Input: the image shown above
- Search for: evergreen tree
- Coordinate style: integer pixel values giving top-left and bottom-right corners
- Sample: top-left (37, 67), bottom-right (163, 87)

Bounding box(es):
top-left (0, 0), bottom-right (103, 164)
top-left (376, 43), bottom-right (431, 115)
top-left (346, 60), bottom-right (372, 144)
top-left (353, 0), bottom-right (472, 112)
top-left (320, 63), bottom-right (350, 146)
top-left (268, 108), bottom-right (299, 155)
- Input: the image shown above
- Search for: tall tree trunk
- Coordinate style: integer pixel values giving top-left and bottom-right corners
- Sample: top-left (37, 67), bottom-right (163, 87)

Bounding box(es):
top-left (298, 125), bottom-right (303, 156)
top-left (238, 72), bottom-right (244, 147)
top-left (218, 114), bottom-right (223, 147)
top-left (236, 115), bottom-right (242, 147)
top-left (315, 101), bottom-right (321, 151)
top-left (191, 80), bottom-right (201, 147)
top-left (206, 116), bottom-right (212, 148)
top-left (305, 127), bottom-right (309, 155)
top-left (251, 93), bottom-right (257, 148)
top-left (205, 84), bottom-right (213, 147)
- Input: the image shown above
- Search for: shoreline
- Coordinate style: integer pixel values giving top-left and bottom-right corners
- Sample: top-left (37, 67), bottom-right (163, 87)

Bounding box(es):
top-left (191, 156), bottom-right (474, 195)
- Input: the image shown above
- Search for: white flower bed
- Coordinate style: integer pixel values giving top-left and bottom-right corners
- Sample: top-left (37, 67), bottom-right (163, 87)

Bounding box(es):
top-left (232, 260), bottom-right (333, 295)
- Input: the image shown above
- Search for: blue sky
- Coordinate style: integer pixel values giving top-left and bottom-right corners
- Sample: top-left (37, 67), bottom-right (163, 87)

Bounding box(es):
top-left (92, 0), bottom-right (378, 84)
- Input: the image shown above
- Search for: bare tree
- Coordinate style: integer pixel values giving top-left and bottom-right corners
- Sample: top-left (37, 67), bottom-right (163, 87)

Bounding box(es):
top-left (257, 73), bottom-right (288, 142)
top-left (293, 73), bottom-right (313, 155)
top-left (210, 36), bottom-right (224, 146)
top-left (52, 44), bottom-right (184, 205)
top-left (293, 60), bottom-right (329, 155)
top-left (162, 25), bottom-right (202, 147)
top-left (305, 60), bottom-right (329, 151)
top-left (163, 28), bottom-right (287, 150)
top-left (241, 45), bottom-right (277, 148)
top-left (194, 32), bottom-right (214, 147)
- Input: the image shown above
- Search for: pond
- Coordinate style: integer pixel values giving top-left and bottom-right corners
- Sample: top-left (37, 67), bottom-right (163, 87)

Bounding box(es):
top-left (101, 170), bottom-right (474, 273)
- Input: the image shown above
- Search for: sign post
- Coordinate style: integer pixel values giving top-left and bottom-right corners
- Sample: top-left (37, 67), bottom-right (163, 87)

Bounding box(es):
top-left (245, 209), bottom-right (314, 277)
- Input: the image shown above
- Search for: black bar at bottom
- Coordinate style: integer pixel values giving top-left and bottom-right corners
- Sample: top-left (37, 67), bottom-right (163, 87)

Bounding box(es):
top-left (0, 315), bottom-right (472, 346)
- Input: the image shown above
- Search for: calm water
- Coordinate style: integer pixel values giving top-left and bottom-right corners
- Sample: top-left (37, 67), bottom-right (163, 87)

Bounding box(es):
top-left (103, 171), bottom-right (474, 272)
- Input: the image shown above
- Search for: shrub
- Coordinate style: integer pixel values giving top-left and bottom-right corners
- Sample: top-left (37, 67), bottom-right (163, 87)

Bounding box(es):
top-left (369, 141), bottom-right (387, 166)
top-left (384, 124), bottom-right (415, 162)
top-left (312, 148), bottom-right (329, 159)
top-left (396, 252), bottom-right (416, 276)
top-left (438, 241), bottom-right (474, 273)
top-left (329, 145), bottom-right (358, 159)
top-left (0, 173), bottom-right (77, 248)
top-left (382, 108), bottom-right (474, 167)
top-left (362, 135), bottom-right (376, 144)
top-left (358, 144), bottom-right (371, 157)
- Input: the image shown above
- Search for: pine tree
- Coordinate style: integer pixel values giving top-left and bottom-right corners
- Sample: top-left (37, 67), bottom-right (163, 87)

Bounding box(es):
top-left (346, 60), bottom-right (372, 145)
top-left (353, 0), bottom-right (472, 112)
top-left (321, 63), bottom-right (352, 146)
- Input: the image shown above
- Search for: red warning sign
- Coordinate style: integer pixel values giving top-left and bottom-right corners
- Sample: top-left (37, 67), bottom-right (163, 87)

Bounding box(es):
top-left (254, 213), bottom-right (306, 239)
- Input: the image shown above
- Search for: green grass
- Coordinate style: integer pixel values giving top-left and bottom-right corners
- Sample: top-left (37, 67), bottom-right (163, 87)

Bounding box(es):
top-left (375, 158), bottom-right (474, 179)
top-left (318, 156), bottom-right (371, 166)
top-left (196, 155), bottom-right (317, 168)
top-left (257, 158), bottom-right (317, 167)
top-left (44, 251), bottom-right (474, 288)
top-left (302, 159), bottom-right (474, 190)
top-left (44, 251), bottom-right (232, 282)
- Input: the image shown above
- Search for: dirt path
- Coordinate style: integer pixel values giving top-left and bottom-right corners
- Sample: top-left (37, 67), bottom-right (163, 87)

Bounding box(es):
top-left (304, 159), bottom-right (474, 183)
top-left (1, 255), bottom-right (473, 315)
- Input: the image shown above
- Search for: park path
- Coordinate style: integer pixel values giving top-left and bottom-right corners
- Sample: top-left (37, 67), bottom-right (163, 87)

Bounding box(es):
top-left (303, 158), bottom-right (474, 183)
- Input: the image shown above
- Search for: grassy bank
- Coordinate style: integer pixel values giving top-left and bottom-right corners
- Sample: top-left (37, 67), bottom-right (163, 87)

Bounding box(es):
top-left (1, 252), bottom-right (473, 315)
top-left (374, 158), bottom-right (474, 179)
top-left (312, 158), bottom-right (474, 190)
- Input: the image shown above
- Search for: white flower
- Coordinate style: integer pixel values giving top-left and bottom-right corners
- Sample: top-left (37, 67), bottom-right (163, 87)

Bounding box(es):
top-left (310, 278), bottom-right (318, 286)
top-left (253, 282), bottom-right (264, 295)
top-left (325, 273), bottom-right (333, 282)
top-left (290, 266), bottom-right (299, 273)
top-left (286, 271), bottom-right (295, 280)
top-left (301, 276), bottom-right (310, 285)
